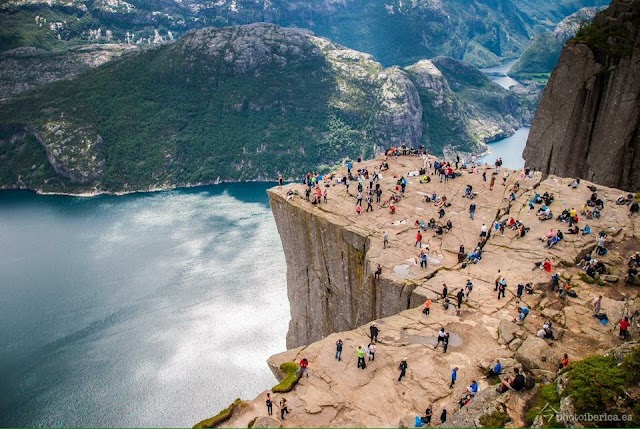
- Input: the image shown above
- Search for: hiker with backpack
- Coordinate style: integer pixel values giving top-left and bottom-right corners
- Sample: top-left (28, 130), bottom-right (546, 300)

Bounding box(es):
top-left (398, 358), bottom-right (408, 381)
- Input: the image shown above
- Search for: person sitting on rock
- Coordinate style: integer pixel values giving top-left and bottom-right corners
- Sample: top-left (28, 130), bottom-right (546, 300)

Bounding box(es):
top-left (487, 359), bottom-right (502, 377)
top-left (389, 204), bottom-right (396, 214)
top-left (299, 357), bottom-right (309, 377)
top-left (421, 404), bottom-right (433, 425)
top-left (525, 282), bottom-right (534, 294)
top-left (466, 380), bottom-right (479, 396)
top-left (514, 306), bottom-right (530, 323)
top-left (498, 367), bottom-right (525, 393)
top-left (568, 225), bottom-right (580, 234)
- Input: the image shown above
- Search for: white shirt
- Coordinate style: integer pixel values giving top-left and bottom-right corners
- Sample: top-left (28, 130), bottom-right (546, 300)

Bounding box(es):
top-left (481, 225), bottom-right (488, 233)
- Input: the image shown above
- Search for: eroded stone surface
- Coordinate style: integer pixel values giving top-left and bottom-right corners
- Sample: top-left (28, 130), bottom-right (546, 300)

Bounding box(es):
top-left (220, 154), bottom-right (639, 428)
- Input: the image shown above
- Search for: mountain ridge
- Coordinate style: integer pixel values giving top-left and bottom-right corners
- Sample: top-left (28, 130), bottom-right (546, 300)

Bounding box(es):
top-left (0, 23), bottom-right (526, 194)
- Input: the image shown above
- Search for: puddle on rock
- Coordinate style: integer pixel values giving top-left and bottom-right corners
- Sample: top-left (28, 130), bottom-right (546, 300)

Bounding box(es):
top-left (400, 332), bottom-right (463, 348)
top-left (393, 264), bottom-right (411, 278)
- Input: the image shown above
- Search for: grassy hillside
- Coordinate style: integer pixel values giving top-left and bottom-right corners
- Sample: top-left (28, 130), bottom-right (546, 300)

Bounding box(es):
top-left (509, 32), bottom-right (562, 81)
top-left (0, 25), bottom-right (426, 192)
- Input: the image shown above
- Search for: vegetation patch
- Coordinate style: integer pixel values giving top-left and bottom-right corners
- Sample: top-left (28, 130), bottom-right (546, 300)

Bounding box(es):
top-left (193, 398), bottom-right (247, 428)
top-left (573, 23), bottom-right (634, 59)
top-left (479, 410), bottom-right (510, 428)
top-left (525, 384), bottom-right (564, 428)
top-left (271, 362), bottom-right (302, 393)
top-left (565, 356), bottom-right (626, 424)
top-left (579, 273), bottom-right (605, 286)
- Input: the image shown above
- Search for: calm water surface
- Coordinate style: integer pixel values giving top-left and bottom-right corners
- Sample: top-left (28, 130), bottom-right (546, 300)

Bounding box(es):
top-left (0, 183), bottom-right (288, 427)
top-left (479, 127), bottom-right (530, 170)
top-left (480, 59), bottom-right (520, 90)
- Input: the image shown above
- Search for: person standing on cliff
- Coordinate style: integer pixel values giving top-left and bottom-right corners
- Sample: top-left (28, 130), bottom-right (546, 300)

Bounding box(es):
top-left (366, 194), bottom-right (374, 212)
top-left (423, 298), bottom-right (431, 316)
top-left (469, 202), bottom-right (476, 220)
top-left (398, 358), bottom-right (408, 381)
top-left (482, 171), bottom-right (487, 182)
top-left (456, 289), bottom-right (464, 310)
top-left (498, 278), bottom-right (507, 300)
top-left (279, 398), bottom-right (289, 420)
top-left (465, 279), bottom-right (473, 300)
top-left (383, 231), bottom-right (389, 248)
top-left (420, 249), bottom-right (428, 269)
top-left (442, 284), bottom-right (448, 300)
top-left (357, 346), bottom-right (366, 369)
top-left (593, 295), bottom-right (603, 315)
top-left (368, 342), bottom-right (376, 361)
top-left (347, 161), bottom-right (352, 176)
top-left (356, 191), bottom-right (363, 207)
top-left (374, 263), bottom-right (382, 280)
top-left (335, 339), bottom-right (343, 361)
top-left (489, 175), bottom-right (496, 191)
top-left (434, 327), bottom-right (446, 350)
top-left (266, 393), bottom-right (274, 416)
top-left (278, 173), bottom-right (283, 189)
top-left (443, 332), bottom-right (450, 353)
top-left (369, 324), bottom-right (380, 343)
top-left (450, 367), bottom-right (458, 388)
top-left (416, 230), bottom-right (423, 248)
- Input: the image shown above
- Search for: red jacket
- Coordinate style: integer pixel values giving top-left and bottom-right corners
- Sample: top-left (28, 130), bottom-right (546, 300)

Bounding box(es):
top-left (620, 319), bottom-right (630, 331)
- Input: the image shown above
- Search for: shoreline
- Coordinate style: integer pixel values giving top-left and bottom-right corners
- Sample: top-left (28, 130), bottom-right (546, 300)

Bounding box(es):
top-left (0, 179), bottom-right (280, 198)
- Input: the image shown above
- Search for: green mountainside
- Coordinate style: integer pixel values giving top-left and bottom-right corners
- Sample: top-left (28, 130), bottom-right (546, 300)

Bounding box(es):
top-left (509, 6), bottom-right (605, 81)
top-left (0, 0), bottom-right (611, 67)
top-left (0, 24), bottom-right (526, 194)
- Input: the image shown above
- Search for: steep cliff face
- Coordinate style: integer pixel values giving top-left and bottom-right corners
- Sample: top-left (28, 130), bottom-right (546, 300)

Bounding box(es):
top-left (523, 0), bottom-right (640, 191)
top-left (268, 190), bottom-right (418, 348)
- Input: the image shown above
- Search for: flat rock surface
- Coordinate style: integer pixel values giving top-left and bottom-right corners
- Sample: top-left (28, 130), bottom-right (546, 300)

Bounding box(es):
top-left (221, 154), bottom-right (640, 428)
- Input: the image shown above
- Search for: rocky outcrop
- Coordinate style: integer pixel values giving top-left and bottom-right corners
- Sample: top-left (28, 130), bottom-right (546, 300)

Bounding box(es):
top-left (268, 190), bottom-right (418, 348)
top-left (212, 153), bottom-right (640, 428)
top-left (0, 44), bottom-right (139, 101)
top-left (523, 0), bottom-right (640, 191)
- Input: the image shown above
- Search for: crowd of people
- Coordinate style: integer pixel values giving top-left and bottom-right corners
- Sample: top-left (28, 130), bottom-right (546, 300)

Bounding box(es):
top-left (269, 150), bottom-right (638, 426)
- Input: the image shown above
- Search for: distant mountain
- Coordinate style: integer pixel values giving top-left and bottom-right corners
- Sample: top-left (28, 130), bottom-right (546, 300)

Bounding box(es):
top-left (0, 24), bottom-right (526, 194)
top-left (0, 0), bottom-right (611, 67)
top-left (508, 6), bottom-right (604, 82)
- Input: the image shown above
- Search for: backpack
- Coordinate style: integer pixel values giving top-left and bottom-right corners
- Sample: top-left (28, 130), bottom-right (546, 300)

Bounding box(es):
top-left (415, 417), bottom-right (424, 427)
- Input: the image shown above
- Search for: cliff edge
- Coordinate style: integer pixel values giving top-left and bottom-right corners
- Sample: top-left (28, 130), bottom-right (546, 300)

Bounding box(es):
top-left (523, 0), bottom-right (640, 191)
top-left (211, 154), bottom-right (639, 428)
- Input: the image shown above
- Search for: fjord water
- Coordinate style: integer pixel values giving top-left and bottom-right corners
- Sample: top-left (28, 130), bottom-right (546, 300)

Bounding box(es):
top-left (480, 59), bottom-right (520, 90)
top-left (0, 183), bottom-right (288, 427)
top-left (479, 127), bottom-right (530, 170)
top-left (478, 60), bottom-right (530, 170)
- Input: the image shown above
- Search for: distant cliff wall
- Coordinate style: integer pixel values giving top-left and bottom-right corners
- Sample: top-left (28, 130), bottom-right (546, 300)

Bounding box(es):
top-left (268, 190), bottom-right (420, 348)
top-left (523, 0), bottom-right (640, 191)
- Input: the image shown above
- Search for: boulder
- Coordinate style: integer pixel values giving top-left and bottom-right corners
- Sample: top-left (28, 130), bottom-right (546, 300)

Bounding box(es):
top-left (515, 336), bottom-right (556, 370)
top-left (498, 319), bottom-right (519, 345)
top-left (509, 338), bottom-right (523, 351)
top-left (602, 275), bottom-right (619, 283)
top-left (251, 416), bottom-right (282, 428)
